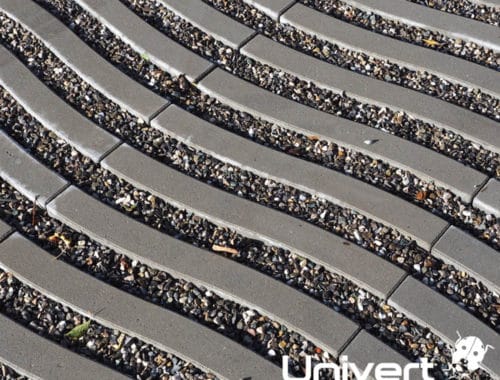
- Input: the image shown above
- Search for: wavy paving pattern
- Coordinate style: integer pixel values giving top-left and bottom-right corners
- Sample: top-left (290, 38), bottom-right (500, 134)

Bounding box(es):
top-left (0, 0), bottom-right (498, 379)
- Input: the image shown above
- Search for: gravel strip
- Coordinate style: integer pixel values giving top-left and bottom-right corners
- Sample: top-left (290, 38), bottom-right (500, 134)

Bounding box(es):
top-left (299, 0), bottom-right (499, 70)
top-left (0, 6), bottom-right (499, 325)
top-left (199, 0), bottom-right (500, 121)
top-left (407, 0), bottom-right (499, 26)
top-left (0, 143), bottom-right (484, 379)
top-left (1, 62), bottom-right (499, 337)
top-left (0, 363), bottom-right (27, 380)
top-left (0, 265), bottom-right (212, 379)
top-left (7, 2), bottom-right (499, 251)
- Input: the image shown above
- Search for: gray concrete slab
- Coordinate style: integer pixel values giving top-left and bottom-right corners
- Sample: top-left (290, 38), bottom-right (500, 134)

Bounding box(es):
top-left (0, 220), bottom-right (12, 242)
top-left (197, 71), bottom-right (450, 250)
top-left (242, 34), bottom-right (500, 158)
top-left (0, 131), bottom-right (68, 207)
top-left (103, 141), bottom-right (405, 299)
top-left (0, 45), bottom-right (120, 163)
top-left (0, 0), bottom-right (168, 122)
top-left (342, 331), bottom-right (413, 380)
top-left (46, 185), bottom-right (359, 357)
top-left (473, 178), bottom-right (500, 216)
top-left (281, 4), bottom-right (500, 99)
top-left (389, 277), bottom-right (500, 377)
top-left (0, 233), bottom-right (281, 380)
top-left (432, 226), bottom-right (500, 294)
top-left (0, 313), bottom-right (128, 380)
top-left (74, 0), bottom-right (212, 82)
top-left (243, 0), bottom-right (296, 20)
top-left (343, 0), bottom-right (500, 51)
top-left (156, 0), bottom-right (255, 49)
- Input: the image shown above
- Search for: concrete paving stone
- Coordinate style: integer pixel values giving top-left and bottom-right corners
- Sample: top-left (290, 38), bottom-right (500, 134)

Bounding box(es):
top-left (0, 131), bottom-right (68, 207)
top-left (342, 331), bottom-right (415, 380)
top-left (432, 226), bottom-right (500, 294)
top-left (0, 0), bottom-right (168, 122)
top-left (0, 313), bottom-right (128, 380)
top-left (47, 186), bottom-right (360, 358)
top-left (473, 178), bottom-right (500, 216)
top-left (103, 140), bottom-right (405, 299)
top-left (197, 70), bottom-right (450, 249)
top-left (0, 220), bottom-right (12, 242)
top-left (0, 232), bottom-right (281, 380)
top-left (281, 4), bottom-right (500, 99)
top-left (242, 34), bottom-right (500, 158)
top-left (74, 0), bottom-right (213, 82)
top-left (342, 0), bottom-right (500, 51)
top-left (156, 0), bottom-right (255, 49)
top-left (389, 276), bottom-right (500, 377)
top-left (0, 45), bottom-right (120, 163)
top-left (243, 0), bottom-right (296, 20)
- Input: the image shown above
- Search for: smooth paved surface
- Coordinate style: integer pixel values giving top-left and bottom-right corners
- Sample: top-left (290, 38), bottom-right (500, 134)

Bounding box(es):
top-left (389, 277), bottom-right (500, 377)
top-left (46, 186), bottom-right (360, 357)
top-left (242, 34), bottom-right (500, 157)
top-left (0, 131), bottom-right (68, 206)
top-left (0, 220), bottom-right (12, 242)
top-left (0, 233), bottom-right (281, 380)
top-left (244, 0), bottom-right (296, 20)
top-left (432, 226), bottom-right (500, 294)
top-left (199, 71), bottom-right (451, 250)
top-left (0, 45), bottom-right (120, 162)
top-left (342, 331), bottom-right (413, 378)
top-left (343, 0), bottom-right (500, 50)
top-left (281, 3), bottom-right (500, 98)
top-left (103, 140), bottom-right (405, 299)
top-left (74, 0), bottom-right (213, 81)
top-left (0, 0), bottom-right (498, 376)
top-left (156, 0), bottom-right (255, 49)
top-left (0, 313), bottom-right (128, 380)
top-left (0, 0), bottom-right (168, 122)
top-left (473, 178), bottom-right (500, 216)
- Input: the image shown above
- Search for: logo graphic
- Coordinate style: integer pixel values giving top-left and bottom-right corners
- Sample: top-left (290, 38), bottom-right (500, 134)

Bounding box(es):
top-left (452, 331), bottom-right (494, 372)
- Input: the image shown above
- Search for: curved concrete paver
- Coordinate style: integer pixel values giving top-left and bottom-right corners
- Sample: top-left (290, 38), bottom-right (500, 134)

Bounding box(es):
top-left (388, 277), bottom-right (500, 377)
top-left (243, 0), bottom-right (296, 20)
top-left (242, 34), bottom-right (500, 158)
top-left (74, 0), bottom-right (213, 81)
top-left (0, 220), bottom-right (12, 242)
top-left (281, 4), bottom-right (500, 98)
top-left (0, 233), bottom-right (281, 380)
top-left (432, 226), bottom-right (500, 294)
top-left (0, 0), bottom-right (168, 122)
top-left (0, 313), bottom-right (128, 380)
top-left (47, 186), bottom-right (360, 357)
top-left (473, 178), bottom-right (500, 216)
top-left (342, 331), bottom-right (411, 373)
top-left (342, 0), bottom-right (500, 51)
top-left (102, 141), bottom-right (405, 299)
top-left (0, 132), bottom-right (68, 207)
top-left (0, 45), bottom-right (120, 162)
top-left (156, 0), bottom-right (255, 49)
top-left (152, 103), bottom-right (449, 250)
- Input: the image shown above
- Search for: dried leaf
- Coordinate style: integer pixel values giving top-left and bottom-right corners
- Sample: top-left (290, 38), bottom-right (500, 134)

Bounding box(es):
top-left (422, 38), bottom-right (441, 47)
top-left (65, 320), bottom-right (90, 339)
top-left (416, 191), bottom-right (427, 201)
top-left (212, 244), bottom-right (239, 255)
